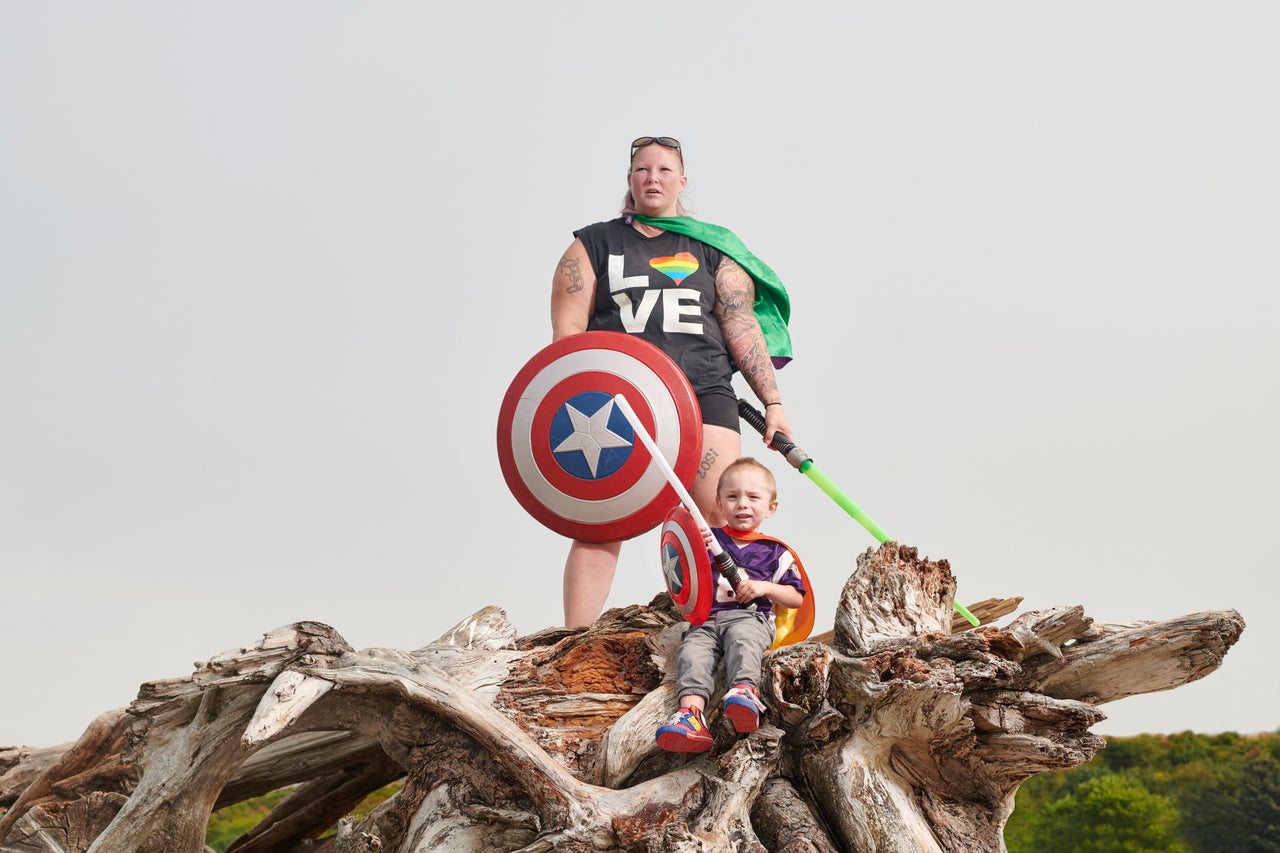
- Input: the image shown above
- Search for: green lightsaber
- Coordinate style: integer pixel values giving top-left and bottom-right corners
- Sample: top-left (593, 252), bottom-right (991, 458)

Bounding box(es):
top-left (738, 400), bottom-right (979, 627)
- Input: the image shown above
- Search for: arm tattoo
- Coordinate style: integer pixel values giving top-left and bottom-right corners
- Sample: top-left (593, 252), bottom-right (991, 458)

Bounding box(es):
top-left (558, 254), bottom-right (586, 294)
top-left (714, 257), bottom-right (780, 401)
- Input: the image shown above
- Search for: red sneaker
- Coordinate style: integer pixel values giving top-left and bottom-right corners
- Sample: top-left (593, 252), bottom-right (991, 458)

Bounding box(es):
top-left (723, 683), bottom-right (764, 733)
top-left (656, 707), bottom-right (714, 753)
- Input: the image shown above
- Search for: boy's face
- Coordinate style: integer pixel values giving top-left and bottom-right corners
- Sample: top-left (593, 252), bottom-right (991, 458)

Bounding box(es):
top-left (716, 468), bottom-right (778, 533)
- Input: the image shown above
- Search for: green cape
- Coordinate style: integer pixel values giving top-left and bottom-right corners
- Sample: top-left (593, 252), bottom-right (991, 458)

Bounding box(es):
top-left (633, 214), bottom-right (792, 366)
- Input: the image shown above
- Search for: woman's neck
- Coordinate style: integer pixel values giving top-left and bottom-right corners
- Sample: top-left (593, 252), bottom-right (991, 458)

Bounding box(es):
top-left (631, 219), bottom-right (665, 237)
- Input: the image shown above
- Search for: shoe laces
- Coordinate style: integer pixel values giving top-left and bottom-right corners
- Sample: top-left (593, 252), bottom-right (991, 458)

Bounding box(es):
top-left (665, 708), bottom-right (703, 727)
top-left (725, 683), bottom-right (766, 713)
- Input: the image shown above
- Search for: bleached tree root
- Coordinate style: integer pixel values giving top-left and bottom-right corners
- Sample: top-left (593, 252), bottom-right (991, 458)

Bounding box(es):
top-left (0, 543), bottom-right (1244, 852)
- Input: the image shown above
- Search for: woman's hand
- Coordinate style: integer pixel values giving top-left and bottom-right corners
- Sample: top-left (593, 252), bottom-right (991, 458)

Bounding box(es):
top-left (762, 402), bottom-right (793, 448)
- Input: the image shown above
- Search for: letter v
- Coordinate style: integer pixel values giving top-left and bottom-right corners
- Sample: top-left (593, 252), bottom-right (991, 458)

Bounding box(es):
top-left (613, 291), bottom-right (660, 332)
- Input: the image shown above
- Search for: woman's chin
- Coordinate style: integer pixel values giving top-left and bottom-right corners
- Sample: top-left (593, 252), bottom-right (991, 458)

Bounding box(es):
top-left (636, 200), bottom-right (673, 217)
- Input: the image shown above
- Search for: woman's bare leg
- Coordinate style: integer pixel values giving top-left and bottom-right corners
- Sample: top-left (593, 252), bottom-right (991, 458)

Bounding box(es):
top-left (563, 539), bottom-right (622, 628)
top-left (561, 426), bottom-right (740, 627)
top-left (690, 425), bottom-right (742, 527)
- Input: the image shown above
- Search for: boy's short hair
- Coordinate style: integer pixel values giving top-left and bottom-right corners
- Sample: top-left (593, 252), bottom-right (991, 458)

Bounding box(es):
top-left (718, 457), bottom-right (778, 500)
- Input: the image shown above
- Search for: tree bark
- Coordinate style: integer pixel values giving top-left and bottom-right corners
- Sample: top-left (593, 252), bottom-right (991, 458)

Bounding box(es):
top-left (0, 543), bottom-right (1244, 852)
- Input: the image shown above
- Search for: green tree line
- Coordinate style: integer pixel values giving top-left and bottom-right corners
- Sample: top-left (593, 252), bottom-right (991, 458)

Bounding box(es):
top-left (204, 732), bottom-right (1280, 851)
top-left (1006, 730), bottom-right (1280, 853)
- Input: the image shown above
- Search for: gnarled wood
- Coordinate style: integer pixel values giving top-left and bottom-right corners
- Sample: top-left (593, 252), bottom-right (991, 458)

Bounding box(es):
top-left (3, 791), bottom-right (132, 853)
top-left (0, 709), bottom-right (134, 842)
top-left (0, 544), bottom-right (1244, 853)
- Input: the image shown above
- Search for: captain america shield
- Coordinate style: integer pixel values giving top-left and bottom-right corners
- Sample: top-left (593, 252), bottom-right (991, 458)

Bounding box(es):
top-left (660, 505), bottom-right (714, 625)
top-left (497, 331), bottom-right (702, 542)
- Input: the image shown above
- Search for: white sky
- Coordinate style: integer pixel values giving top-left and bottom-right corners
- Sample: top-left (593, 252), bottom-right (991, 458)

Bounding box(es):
top-left (2, 3), bottom-right (1276, 748)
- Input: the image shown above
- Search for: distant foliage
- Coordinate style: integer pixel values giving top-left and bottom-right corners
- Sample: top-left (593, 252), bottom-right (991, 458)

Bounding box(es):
top-left (205, 783), bottom-right (402, 852)
top-left (1022, 774), bottom-right (1188, 853)
top-left (1007, 731), bottom-right (1280, 853)
top-left (1240, 749), bottom-right (1280, 852)
top-left (204, 787), bottom-right (293, 852)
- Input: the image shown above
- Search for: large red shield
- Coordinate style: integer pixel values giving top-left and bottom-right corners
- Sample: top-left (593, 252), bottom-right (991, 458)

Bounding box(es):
top-left (497, 332), bottom-right (702, 542)
top-left (660, 506), bottom-right (715, 625)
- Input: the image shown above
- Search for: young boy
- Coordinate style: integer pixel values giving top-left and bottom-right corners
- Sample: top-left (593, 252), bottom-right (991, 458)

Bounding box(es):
top-left (656, 457), bottom-right (806, 753)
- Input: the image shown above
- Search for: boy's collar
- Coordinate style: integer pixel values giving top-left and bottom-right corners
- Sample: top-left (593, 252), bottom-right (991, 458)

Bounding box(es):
top-left (720, 526), bottom-right (765, 542)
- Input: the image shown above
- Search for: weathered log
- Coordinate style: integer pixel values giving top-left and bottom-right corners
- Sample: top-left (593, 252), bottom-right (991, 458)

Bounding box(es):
top-left (1, 744), bottom-right (75, 806)
top-left (0, 709), bottom-right (134, 842)
top-left (751, 776), bottom-right (841, 853)
top-left (0, 543), bottom-right (1244, 853)
top-left (2, 791), bottom-right (132, 853)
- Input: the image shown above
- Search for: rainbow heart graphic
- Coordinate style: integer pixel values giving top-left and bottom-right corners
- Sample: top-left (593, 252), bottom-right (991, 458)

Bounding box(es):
top-left (650, 252), bottom-right (699, 285)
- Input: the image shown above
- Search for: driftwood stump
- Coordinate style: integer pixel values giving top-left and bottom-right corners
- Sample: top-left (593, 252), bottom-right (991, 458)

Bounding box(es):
top-left (0, 543), bottom-right (1244, 852)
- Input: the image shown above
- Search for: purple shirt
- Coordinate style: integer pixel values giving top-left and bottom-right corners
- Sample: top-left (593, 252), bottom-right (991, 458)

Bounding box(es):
top-left (709, 528), bottom-right (805, 617)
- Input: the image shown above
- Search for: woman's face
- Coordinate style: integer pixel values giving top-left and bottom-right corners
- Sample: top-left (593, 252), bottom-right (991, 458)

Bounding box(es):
top-left (628, 144), bottom-right (687, 217)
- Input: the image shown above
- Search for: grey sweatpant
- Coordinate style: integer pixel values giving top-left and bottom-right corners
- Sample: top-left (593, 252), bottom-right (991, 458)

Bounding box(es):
top-left (675, 609), bottom-right (775, 703)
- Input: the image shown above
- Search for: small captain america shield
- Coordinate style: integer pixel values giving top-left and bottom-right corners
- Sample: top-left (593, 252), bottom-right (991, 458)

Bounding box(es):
top-left (497, 332), bottom-right (702, 542)
top-left (660, 505), bottom-right (714, 625)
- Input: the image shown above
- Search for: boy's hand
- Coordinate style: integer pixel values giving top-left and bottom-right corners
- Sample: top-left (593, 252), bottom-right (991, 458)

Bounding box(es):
top-left (730, 578), bottom-right (804, 610)
top-left (733, 578), bottom-right (766, 605)
top-left (701, 527), bottom-right (715, 547)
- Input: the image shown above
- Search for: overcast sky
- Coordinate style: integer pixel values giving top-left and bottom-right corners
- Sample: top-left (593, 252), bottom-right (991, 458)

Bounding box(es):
top-left (2, 3), bottom-right (1277, 748)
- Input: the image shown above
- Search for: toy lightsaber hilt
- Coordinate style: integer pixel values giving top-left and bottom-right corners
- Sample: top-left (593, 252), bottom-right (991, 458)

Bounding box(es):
top-left (737, 400), bottom-right (811, 470)
top-left (712, 551), bottom-right (744, 589)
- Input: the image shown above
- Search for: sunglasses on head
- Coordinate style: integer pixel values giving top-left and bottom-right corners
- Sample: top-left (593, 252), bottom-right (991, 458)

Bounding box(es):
top-left (630, 136), bottom-right (681, 158)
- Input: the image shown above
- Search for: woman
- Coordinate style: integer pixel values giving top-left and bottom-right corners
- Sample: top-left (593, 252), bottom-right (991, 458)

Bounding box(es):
top-left (550, 136), bottom-right (794, 628)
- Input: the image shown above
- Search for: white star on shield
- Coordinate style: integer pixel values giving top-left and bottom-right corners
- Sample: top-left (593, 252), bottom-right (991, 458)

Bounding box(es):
top-left (662, 546), bottom-right (684, 591)
top-left (552, 398), bottom-right (633, 478)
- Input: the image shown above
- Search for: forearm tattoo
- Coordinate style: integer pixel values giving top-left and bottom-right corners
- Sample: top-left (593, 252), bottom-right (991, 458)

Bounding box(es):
top-left (558, 254), bottom-right (586, 294)
top-left (715, 258), bottom-right (779, 401)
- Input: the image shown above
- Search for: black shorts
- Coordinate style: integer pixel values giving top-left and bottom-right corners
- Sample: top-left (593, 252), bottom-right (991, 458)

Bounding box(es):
top-left (698, 392), bottom-right (740, 432)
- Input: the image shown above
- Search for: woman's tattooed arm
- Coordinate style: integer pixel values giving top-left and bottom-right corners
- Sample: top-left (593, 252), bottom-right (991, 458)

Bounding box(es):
top-left (713, 256), bottom-right (780, 404)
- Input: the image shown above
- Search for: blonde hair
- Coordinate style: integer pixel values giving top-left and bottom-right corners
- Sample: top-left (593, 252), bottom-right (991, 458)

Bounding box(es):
top-left (718, 457), bottom-right (777, 501)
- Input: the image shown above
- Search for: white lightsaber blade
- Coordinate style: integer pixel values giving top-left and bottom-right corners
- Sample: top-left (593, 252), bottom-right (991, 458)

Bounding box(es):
top-left (612, 393), bottom-right (725, 557)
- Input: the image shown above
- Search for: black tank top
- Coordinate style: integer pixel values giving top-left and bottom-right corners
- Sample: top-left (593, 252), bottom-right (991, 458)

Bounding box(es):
top-left (574, 218), bottom-right (734, 399)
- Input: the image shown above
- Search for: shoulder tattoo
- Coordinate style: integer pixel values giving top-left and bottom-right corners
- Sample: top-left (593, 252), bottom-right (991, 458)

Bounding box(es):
top-left (558, 254), bottom-right (586, 294)
top-left (714, 257), bottom-right (752, 314)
